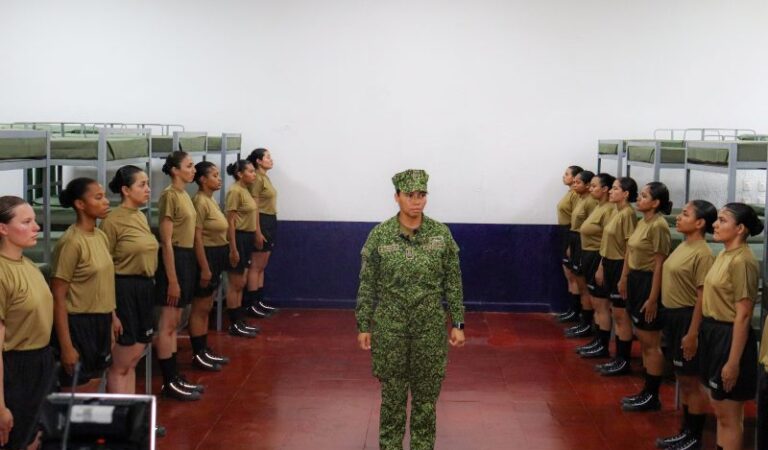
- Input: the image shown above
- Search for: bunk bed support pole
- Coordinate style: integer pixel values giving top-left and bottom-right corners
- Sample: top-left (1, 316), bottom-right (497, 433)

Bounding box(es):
top-left (44, 133), bottom-right (51, 264)
top-left (727, 143), bottom-right (737, 203)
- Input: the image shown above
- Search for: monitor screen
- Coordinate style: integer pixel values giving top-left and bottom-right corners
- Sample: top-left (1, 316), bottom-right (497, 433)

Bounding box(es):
top-left (39, 393), bottom-right (156, 450)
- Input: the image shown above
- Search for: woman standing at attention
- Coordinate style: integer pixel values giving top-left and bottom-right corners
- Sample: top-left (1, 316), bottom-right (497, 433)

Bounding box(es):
top-left (244, 148), bottom-right (280, 317)
top-left (0, 197), bottom-right (55, 450)
top-left (154, 151), bottom-right (204, 400)
top-left (100, 165), bottom-right (159, 394)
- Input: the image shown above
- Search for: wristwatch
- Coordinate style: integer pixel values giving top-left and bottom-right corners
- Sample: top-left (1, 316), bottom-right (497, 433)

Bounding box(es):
top-left (452, 322), bottom-right (465, 330)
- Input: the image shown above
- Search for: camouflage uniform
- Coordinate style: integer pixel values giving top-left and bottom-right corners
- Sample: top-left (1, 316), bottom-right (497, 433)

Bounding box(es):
top-left (356, 169), bottom-right (464, 450)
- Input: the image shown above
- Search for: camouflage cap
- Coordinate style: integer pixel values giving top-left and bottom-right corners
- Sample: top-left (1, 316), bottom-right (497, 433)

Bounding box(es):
top-left (392, 169), bottom-right (429, 193)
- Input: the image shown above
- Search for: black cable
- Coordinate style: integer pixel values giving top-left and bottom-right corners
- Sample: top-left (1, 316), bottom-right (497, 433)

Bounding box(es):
top-left (60, 362), bottom-right (80, 450)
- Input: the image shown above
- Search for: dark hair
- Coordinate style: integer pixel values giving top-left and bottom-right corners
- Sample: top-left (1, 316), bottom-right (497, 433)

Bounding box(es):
top-left (576, 170), bottom-right (594, 184)
top-left (646, 181), bottom-right (673, 215)
top-left (246, 148), bottom-right (268, 167)
top-left (60, 177), bottom-right (98, 209)
top-left (194, 161), bottom-right (217, 186)
top-left (595, 173), bottom-right (616, 189)
top-left (161, 151), bottom-right (188, 176)
top-left (108, 165), bottom-right (144, 196)
top-left (0, 196), bottom-right (26, 225)
top-left (723, 203), bottom-right (764, 237)
top-left (226, 160), bottom-right (253, 180)
top-left (567, 165), bottom-right (583, 177)
top-left (689, 200), bottom-right (717, 235)
top-left (616, 177), bottom-right (638, 202)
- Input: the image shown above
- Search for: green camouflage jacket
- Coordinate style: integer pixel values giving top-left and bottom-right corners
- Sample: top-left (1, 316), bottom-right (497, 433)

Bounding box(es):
top-left (356, 214), bottom-right (464, 334)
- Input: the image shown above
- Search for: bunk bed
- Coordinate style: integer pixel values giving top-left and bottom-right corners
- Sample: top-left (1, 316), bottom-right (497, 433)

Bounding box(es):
top-left (0, 130), bottom-right (52, 265)
top-left (685, 140), bottom-right (768, 203)
top-left (624, 131), bottom-right (688, 200)
top-left (596, 140), bottom-right (626, 177)
top-left (150, 131), bottom-right (208, 159)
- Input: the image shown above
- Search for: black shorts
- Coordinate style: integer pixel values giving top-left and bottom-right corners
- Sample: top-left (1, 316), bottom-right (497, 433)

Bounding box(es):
top-left (627, 269), bottom-right (665, 331)
top-left (559, 225), bottom-right (570, 265)
top-left (155, 246), bottom-right (197, 308)
top-left (602, 258), bottom-right (626, 308)
top-left (566, 231), bottom-right (583, 274)
top-left (52, 313), bottom-right (112, 386)
top-left (115, 275), bottom-right (155, 346)
top-left (255, 213), bottom-right (277, 253)
top-left (662, 307), bottom-right (699, 376)
top-left (229, 230), bottom-right (255, 273)
top-left (194, 245), bottom-right (228, 297)
top-left (583, 251), bottom-right (609, 298)
top-left (698, 317), bottom-right (757, 401)
top-left (3, 347), bottom-right (55, 450)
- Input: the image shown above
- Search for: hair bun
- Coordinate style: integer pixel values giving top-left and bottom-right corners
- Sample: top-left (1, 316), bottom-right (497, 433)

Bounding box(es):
top-left (59, 189), bottom-right (74, 208)
top-left (107, 177), bottom-right (121, 194)
top-left (662, 201), bottom-right (673, 216)
top-left (749, 220), bottom-right (765, 237)
top-left (226, 163), bottom-right (237, 176)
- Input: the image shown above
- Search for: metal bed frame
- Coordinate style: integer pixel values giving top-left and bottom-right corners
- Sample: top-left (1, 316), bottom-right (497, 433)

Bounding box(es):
top-left (150, 131), bottom-right (208, 160)
top-left (0, 130), bottom-right (51, 264)
top-left (596, 139), bottom-right (626, 177)
top-left (204, 132), bottom-right (242, 209)
top-left (624, 129), bottom-right (689, 201)
top-left (683, 128), bottom-right (762, 204)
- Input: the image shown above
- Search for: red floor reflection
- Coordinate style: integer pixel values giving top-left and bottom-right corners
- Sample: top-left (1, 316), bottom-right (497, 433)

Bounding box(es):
top-left (141, 310), bottom-right (756, 449)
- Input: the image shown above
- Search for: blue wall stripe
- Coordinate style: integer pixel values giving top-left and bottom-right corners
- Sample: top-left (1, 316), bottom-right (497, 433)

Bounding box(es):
top-left (263, 220), bottom-right (569, 313)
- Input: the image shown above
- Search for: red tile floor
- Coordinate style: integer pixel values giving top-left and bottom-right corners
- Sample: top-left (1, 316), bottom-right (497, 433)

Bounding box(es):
top-left (140, 310), bottom-right (757, 449)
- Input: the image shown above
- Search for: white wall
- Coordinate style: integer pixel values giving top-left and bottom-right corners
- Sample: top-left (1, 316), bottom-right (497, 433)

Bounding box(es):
top-left (2, 0), bottom-right (768, 223)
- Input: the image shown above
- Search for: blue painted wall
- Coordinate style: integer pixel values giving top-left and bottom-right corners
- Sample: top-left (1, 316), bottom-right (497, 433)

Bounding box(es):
top-left (264, 220), bottom-right (568, 313)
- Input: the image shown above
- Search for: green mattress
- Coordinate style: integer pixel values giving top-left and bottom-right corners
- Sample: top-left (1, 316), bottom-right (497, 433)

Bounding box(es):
top-left (738, 135), bottom-right (768, 142)
top-left (51, 136), bottom-right (149, 160)
top-left (11, 124), bottom-right (98, 135)
top-left (686, 142), bottom-right (768, 165)
top-left (151, 135), bottom-right (207, 153)
top-left (598, 142), bottom-right (620, 155)
top-left (207, 136), bottom-right (241, 152)
top-left (0, 136), bottom-right (48, 159)
top-left (627, 141), bottom-right (685, 164)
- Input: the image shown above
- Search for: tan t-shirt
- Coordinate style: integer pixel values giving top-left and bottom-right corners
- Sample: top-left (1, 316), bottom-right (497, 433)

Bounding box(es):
top-left (158, 185), bottom-right (196, 249)
top-left (569, 194), bottom-right (598, 232)
top-left (52, 225), bottom-right (116, 314)
top-left (0, 255), bottom-right (53, 351)
top-left (227, 183), bottom-right (258, 232)
top-left (579, 201), bottom-right (616, 251)
top-left (193, 191), bottom-right (229, 247)
top-left (99, 206), bottom-right (159, 277)
top-left (249, 172), bottom-right (277, 215)
top-left (702, 244), bottom-right (759, 323)
top-left (661, 239), bottom-right (715, 309)
top-left (600, 205), bottom-right (637, 259)
top-left (627, 213), bottom-right (671, 271)
top-left (556, 190), bottom-right (580, 226)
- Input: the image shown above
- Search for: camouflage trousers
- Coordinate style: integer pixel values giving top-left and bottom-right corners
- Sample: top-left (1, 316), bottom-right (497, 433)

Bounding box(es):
top-left (379, 376), bottom-right (443, 450)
